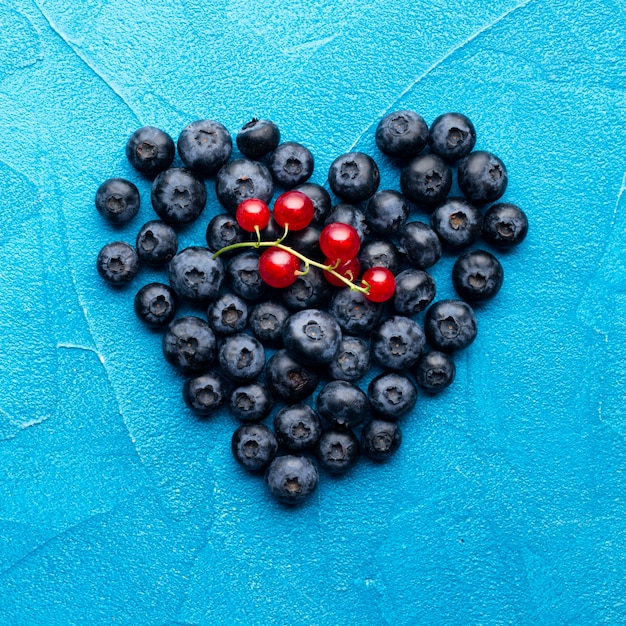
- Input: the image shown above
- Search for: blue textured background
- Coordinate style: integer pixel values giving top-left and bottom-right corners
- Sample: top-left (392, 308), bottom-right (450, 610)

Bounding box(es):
top-left (1, 0), bottom-right (625, 624)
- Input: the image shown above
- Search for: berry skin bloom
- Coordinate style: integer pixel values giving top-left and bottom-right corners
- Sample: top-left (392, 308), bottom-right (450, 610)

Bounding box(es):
top-left (236, 198), bottom-right (271, 232)
top-left (258, 247), bottom-right (300, 288)
top-left (361, 267), bottom-right (396, 302)
top-left (273, 190), bottom-right (315, 231)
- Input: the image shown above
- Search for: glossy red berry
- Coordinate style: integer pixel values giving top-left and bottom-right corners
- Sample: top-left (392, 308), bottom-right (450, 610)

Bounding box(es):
top-left (236, 198), bottom-right (271, 232)
top-left (258, 247), bottom-right (301, 288)
top-left (323, 256), bottom-right (361, 287)
top-left (362, 267), bottom-right (396, 302)
top-left (319, 222), bottom-right (361, 262)
top-left (273, 191), bottom-right (315, 231)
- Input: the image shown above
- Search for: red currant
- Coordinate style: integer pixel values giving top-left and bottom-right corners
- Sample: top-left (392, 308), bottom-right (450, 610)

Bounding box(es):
top-left (258, 247), bottom-right (300, 288)
top-left (236, 198), bottom-right (271, 232)
top-left (323, 256), bottom-right (361, 287)
top-left (319, 222), bottom-right (361, 262)
top-left (272, 191), bottom-right (314, 231)
top-left (361, 267), bottom-right (396, 302)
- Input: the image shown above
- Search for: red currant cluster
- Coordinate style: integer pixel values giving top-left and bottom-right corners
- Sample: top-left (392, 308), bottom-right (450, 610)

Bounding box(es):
top-left (228, 192), bottom-right (396, 302)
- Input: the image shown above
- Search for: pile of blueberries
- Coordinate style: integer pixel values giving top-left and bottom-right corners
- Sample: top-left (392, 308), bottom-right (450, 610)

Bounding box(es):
top-left (95, 112), bottom-right (528, 505)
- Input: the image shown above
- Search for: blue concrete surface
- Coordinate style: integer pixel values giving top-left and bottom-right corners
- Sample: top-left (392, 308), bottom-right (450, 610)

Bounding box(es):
top-left (0, 0), bottom-right (625, 623)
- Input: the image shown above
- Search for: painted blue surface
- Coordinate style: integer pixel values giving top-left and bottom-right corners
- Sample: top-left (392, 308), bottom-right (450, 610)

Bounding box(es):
top-left (0, 0), bottom-right (625, 623)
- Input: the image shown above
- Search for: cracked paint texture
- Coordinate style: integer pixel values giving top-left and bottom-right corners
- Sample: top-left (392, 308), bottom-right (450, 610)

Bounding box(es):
top-left (0, 0), bottom-right (625, 623)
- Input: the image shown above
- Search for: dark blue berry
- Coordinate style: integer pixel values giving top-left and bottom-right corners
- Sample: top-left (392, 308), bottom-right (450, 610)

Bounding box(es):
top-left (428, 113), bottom-right (476, 162)
top-left (183, 370), bottom-right (229, 415)
top-left (96, 241), bottom-right (139, 285)
top-left (177, 119), bottom-right (232, 176)
top-left (126, 126), bottom-right (175, 176)
top-left (375, 110), bottom-right (428, 159)
top-left (328, 152), bottom-right (380, 203)
top-left (315, 428), bottom-right (360, 474)
top-left (266, 349), bottom-right (320, 402)
top-left (329, 288), bottom-right (384, 335)
top-left (370, 316), bottom-right (425, 370)
top-left (392, 268), bottom-right (436, 315)
top-left (281, 267), bottom-right (331, 311)
top-left (151, 167), bottom-right (207, 225)
top-left (368, 372), bottom-right (417, 420)
top-left (225, 251), bottom-right (269, 302)
top-left (284, 225), bottom-right (323, 262)
top-left (273, 403), bottom-right (322, 452)
top-left (134, 282), bottom-right (177, 327)
top-left (218, 333), bottom-right (265, 382)
top-left (358, 239), bottom-right (401, 275)
top-left (229, 383), bottom-right (273, 423)
top-left (215, 158), bottom-right (273, 214)
top-left (430, 197), bottom-right (482, 250)
top-left (458, 150), bottom-right (508, 205)
top-left (482, 202), bottom-right (528, 248)
top-left (316, 380), bottom-right (370, 430)
top-left (95, 178), bottom-right (140, 224)
top-left (365, 190), bottom-right (410, 235)
top-left (248, 300), bottom-right (290, 347)
top-left (328, 336), bottom-right (370, 382)
top-left (233, 424), bottom-right (278, 472)
top-left (293, 182), bottom-right (331, 224)
top-left (265, 454), bottom-right (318, 504)
top-left (324, 204), bottom-right (368, 240)
top-left (398, 221), bottom-right (442, 270)
top-left (207, 293), bottom-right (248, 336)
top-left (282, 309), bottom-right (342, 366)
top-left (269, 141), bottom-right (314, 188)
top-left (400, 153), bottom-right (452, 208)
top-left (425, 299), bottom-right (477, 353)
top-left (452, 249), bottom-right (504, 302)
top-left (414, 351), bottom-right (456, 394)
top-left (361, 420), bottom-right (402, 461)
top-left (168, 246), bottom-right (224, 304)
top-left (162, 316), bottom-right (216, 373)
top-left (136, 220), bottom-right (178, 265)
top-left (205, 213), bottom-right (247, 256)
top-left (236, 118), bottom-right (280, 160)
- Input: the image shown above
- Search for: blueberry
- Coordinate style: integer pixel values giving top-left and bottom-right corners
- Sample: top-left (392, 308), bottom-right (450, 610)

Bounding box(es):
top-left (328, 152), bottom-right (380, 203)
top-left (126, 126), bottom-right (175, 176)
top-left (269, 141), bottom-right (314, 188)
top-left (365, 190), bottom-right (410, 236)
top-left (281, 266), bottom-right (331, 311)
top-left (316, 380), bottom-right (370, 430)
top-left (482, 202), bottom-right (528, 248)
top-left (424, 299), bottom-right (477, 353)
top-left (370, 316), bottom-right (425, 370)
top-left (229, 383), bottom-right (273, 423)
top-left (452, 249), bottom-right (504, 302)
top-left (368, 372), bottom-right (417, 420)
top-left (207, 293), bottom-right (248, 336)
top-left (458, 150), bottom-right (508, 205)
top-left (413, 351), bottom-right (456, 394)
top-left (215, 158), bottom-right (273, 214)
top-left (329, 288), bottom-right (384, 335)
top-left (324, 204), bottom-right (368, 240)
top-left (257, 217), bottom-right (284, 242)
top-left (375, 110), bottom-right (429, 159)
top-left (428, 113), bottom-right (476, 162)
top-left (183, 370), bottom-right (229, 415)
top-left (266, 349), bottom-right (320, 402)
top-left (248, 300), bottom-right (290, 347)
top-left (328, 336), bottom-right (370, 382)
top-left (95, 178), bottom-right (140, 224)
top-left (430, 197), bottom-right (482, 250)
top-left (273, 403), bottom-right (322, 452)
top-left (265, 454), bottom-right (319, 504)
top-left (162, 316), bottom-right (216, 373)
top-left (284, 225), bottom-right (323, 262)
top-left (361, 420), bottom-right (402, 461)
top-left (168, 246), bottom-right (224, 304)
top-left (282, 309), bottom-right (342, 366)
top-left (293, 182), bottom-right (331, 224)
top-left (218, 333), bottom-right (265, 382)
top-left (205, 213), bottom-right (247, 256)
top-left (134, 282), bottom-right (177, 327)
top-left (392, 268), bottom-right (436, 316)
top-left (315, 428), bottom-right (360, 474)
top-left (177, 119), bottom-right (232, 176)
top-left (358, 239), bottom-right (401, 275)
top-left (136, 220), bottom-right (178, 265)
top-left (225, 251), bottom-right (269, 302)
top-left (151, 167), bottom-right (207, 225)
top-left (397, 221), bottom-right (442, 270)
top-left (232, 424), bottom-right (278, 472)
top-left (236, 118), bottom-right (280, 160)
top-left (400, 153), bottom-right (452, 208)
top-left (96, 241), bottom-right (139, 285)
